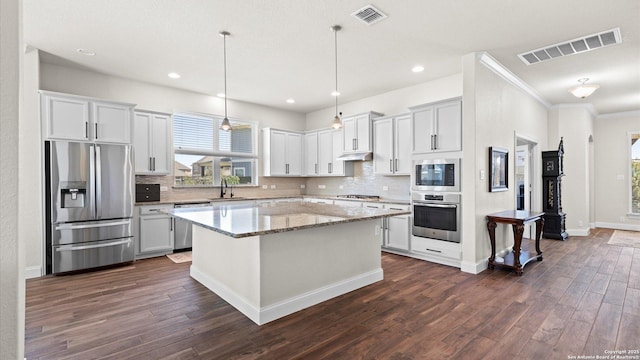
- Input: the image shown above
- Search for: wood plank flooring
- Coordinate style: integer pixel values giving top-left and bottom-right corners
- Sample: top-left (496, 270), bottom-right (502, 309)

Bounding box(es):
top-left (25, 228), bottom-right (640, 359)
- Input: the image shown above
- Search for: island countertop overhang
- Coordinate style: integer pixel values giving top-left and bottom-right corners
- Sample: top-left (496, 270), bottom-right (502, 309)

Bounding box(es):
top-left (162, 202), bottom-right (410, 238)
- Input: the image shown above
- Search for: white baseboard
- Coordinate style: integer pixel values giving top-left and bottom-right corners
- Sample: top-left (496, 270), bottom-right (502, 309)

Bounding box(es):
top-left (190, 265), bottom-right (383, 326)
top-left (595, 222), bottom-right (640, 231)
top-left (24, 266), bottom-right (42, 279)
top-left (567, 228), bottom-right (590, 237)
top-left (461, 259), bottom-right (487, 274)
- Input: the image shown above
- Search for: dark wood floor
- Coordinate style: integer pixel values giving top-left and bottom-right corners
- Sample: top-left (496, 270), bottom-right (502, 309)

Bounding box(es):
top-left (25, 228), bottom-right (640, 359)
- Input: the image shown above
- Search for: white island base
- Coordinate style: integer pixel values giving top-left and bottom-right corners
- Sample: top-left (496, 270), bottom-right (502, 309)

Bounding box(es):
top-left (190, 219), bottom-right (383, 325)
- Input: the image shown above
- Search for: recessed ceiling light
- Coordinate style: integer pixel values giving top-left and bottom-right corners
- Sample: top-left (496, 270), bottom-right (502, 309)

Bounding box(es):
top-left (217, 93), bottom-right (226, 98)
top-left (412, 65), bottom-right (424, 73)
top-left (286, 98), bottom-right (295, 104)
top-left (167, 72), bottom-right (181, 79)
top-left (331, 91), bottom-right (340, 96)
top-left (76, 48), bottom-right (95, 56)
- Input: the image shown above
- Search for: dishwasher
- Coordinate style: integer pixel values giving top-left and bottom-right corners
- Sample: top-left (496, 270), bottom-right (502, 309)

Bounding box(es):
top-left (174, 202), bottom-right (210, 250)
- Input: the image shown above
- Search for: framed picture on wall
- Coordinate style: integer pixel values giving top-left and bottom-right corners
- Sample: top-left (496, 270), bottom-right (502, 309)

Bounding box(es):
top-left (489, 146), bottom-right (508, 192)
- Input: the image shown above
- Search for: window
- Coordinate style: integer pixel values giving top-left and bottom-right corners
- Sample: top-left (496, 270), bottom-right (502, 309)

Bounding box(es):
top-left (173, 113), bottom-right (257, 187)
top-left (632, 132), bottom-right (640, 214)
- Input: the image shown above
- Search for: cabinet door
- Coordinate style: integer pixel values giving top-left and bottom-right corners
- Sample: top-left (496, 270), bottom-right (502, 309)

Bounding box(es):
top-left (304, 132), bottom-right (319, 175)
top-left (139, 215), bottom-right (174, 253)
top-left (330, 129), bottom-right (345, 175)
top-left (386, 215), bottom-right (410, 251)
top-left (394, 115), bottom-right (412, 174)
top-left (355, 114), bottom-right (372, 152)
top-left (269, 130), bottom-right (288, 175)
top-left (433, 100), bottom-right (461, 152)
top-left (43, 94), bottom-right (90, 141)
top-left (317, 130), bottom-right (333, 175)
top-left (92, 101), bottom-right (132, 144)
top-left (342, 117), bottom-right (357, 153)
top-left (373, 118), bottom-right (393, 175)
top-left (412, 106), bottom-right (435, 154)
top-left (133, 112), bottom-right (152, 173)
top-left (150, 114), bottom-right (170, 174)
top-left (286, 132), bottom-right (303, 175)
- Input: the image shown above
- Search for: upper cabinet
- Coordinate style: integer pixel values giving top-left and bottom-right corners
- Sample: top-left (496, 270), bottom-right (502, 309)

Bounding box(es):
top-left (263, 128), bottom-right (303, 176)
top-left (342, 112), bottom-right (382, 154)
top-left (373, 114), bottom-right (412, 175)
top-left (133, 110), bottom-right (171, 175)
top-left (304, 128), bottom-right (353, 177)
top-left (40, 91), bottom-right (134, 144)
top-left (410, 98), bottom-right (462, 154)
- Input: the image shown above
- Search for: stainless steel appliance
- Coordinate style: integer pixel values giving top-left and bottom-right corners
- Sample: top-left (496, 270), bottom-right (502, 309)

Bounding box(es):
top-left (412, 192), bottom-right (461, 243)
top-left (413, 158), bottom-right (460, 192)
top-left (173, 202), bottom-right (210, 250)
top-left (45, 140), bottom-right (134, 274)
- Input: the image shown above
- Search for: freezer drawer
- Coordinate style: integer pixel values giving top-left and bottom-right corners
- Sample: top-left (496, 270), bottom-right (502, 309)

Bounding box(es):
top-left (52, 219), bottom-right (132, 245)
top-left (53, 237), bottom-right (134, 274)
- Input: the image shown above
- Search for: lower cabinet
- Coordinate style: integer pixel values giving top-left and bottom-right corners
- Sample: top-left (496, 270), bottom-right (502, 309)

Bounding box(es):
top-left (381, 204), bottom-right (411, 252)
top-left (135, 204), bottom-right (174, 259)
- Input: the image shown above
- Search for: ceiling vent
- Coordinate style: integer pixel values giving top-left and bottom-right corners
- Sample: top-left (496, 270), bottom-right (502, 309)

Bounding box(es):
top-left (518, 28), bottom-right (622, 65)
top-left (351, 4), bottom-right (387, 25)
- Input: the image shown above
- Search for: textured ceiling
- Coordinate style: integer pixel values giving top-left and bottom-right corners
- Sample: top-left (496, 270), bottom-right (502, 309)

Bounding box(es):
top-left (23, 0), bottom-right (640, 115)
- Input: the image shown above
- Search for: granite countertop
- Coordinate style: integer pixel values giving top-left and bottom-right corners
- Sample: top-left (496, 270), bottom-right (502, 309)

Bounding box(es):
top-left (162, 202), bottom-right (410, 238)
top-left (136, 195), bottom-right (410, 207)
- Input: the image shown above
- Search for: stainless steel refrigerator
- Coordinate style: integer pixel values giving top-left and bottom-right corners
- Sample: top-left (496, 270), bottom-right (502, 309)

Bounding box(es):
top-left (45, 140), bottom-right (135, 274)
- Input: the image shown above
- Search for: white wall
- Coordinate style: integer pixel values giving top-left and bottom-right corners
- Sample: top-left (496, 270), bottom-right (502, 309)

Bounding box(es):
top-left (548, 105), bottom-right (595, 235)
top-left (461, 53), bottom-right (549, 273)
top-left (594, 111), bottom-right (640, 230)
top-left (0, 0), bottom-right (25, 357)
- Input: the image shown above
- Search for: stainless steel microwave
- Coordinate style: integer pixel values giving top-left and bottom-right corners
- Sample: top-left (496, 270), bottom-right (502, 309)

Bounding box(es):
top-left (413, 158), bottom-right (461, 192)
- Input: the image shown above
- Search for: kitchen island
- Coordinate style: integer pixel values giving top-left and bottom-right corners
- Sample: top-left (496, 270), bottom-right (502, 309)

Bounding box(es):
top-left (166, 201), bottom-right (410, 325)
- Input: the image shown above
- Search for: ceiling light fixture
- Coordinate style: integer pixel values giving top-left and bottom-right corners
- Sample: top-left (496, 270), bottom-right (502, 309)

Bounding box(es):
top-left (76, 48), bottom-right (95, 56)
top-left (286, 98), bottom-right (295, 104)
top-left (219, 31), bottom-right (232, 131)
top-left (167, 72), bottom-right (181, 79)
top-left (331, 25), bottom-right (342, 130)
top-left (569, 78), bottom-right (600, 98)
top-left (412, 65), bottom-right (424, 73)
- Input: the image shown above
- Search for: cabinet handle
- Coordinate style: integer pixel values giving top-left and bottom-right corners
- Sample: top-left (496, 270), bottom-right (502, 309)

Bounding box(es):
top-left (352, 138), bottom-right (356, 150)
top-left (170, 218), bottom-right (173, 231)
top-left (84, 121), bottom-right (88, 139)
top-left (425, 248), bottom-right (442, 253)
top-left (152, 157), bottom-right (156, 171)
top-left (149, 157), bottom-right (153, 171)
top-left (355, 138), bottom-right (358, 150)
top-left (394, 158), bottom-right (398, 172)
top-left (95, 123), bottom-right (98, 139)
top-left (286, 163), bottom-right (289, 174)
top-left (389, 159), bottom-right (393, 172)
top-left (430, 135), bottom-right (434, 150)
top-left (315, 163), bottom-right (318, 174)
top-left (433, 134), bottom-right (437, 150)
top-left (329, 163), bottom-right (332, 173)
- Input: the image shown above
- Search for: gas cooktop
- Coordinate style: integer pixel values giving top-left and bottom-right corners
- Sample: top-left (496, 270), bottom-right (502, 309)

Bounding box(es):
top-left (335, 194), bottom-right (380, 201)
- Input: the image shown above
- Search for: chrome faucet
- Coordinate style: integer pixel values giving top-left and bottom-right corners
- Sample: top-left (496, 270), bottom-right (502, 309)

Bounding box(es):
top-left (220, 178), bottom-right (227, 198)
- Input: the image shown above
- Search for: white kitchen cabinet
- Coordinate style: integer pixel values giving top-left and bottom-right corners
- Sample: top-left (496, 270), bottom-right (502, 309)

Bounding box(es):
top-left (41, 91), bottom-right (134, 144)
top-left (134, 111), bottom-right (171, 174)
top-left (304, 132), bottom-right (319, 175)
top-left (136, 205), bottom-right (174, 258)
top-left (263, 128), bottom-right (303, 176)
top-left (342, 112), bottom-right (382, 154)
top-left (381, 203), bottom-right (411, 252)
top-left (317, 130), bottom-right (333, 175)
top-left (303, 129), bottom-right (353, 177)
top-left (411, 98), bottom-right (461, 154)
top-left (373, 114), bottom-right (411, 175)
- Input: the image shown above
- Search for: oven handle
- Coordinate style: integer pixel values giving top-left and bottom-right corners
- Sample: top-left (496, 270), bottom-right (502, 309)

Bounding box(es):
top-left (413, 203), bottom-right (458, 209)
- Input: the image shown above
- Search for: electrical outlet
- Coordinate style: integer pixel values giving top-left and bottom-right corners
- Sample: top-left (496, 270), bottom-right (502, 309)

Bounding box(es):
top-left (480, 170), bottom-right (485, 180)
top-left (160, 186), bottom-right (168, 192)
top-left (262, 185), bottom-right (268, 189)
top-left (300, 184), bottom-right (306, 189)
top-left (382, 186), bottom-right (389, 191)
top-left (339, 185), bottom-right (343, 189)
top-left (616, 174), bottom-right (625, 180)
top-left (270, 184), bottom-right (276, 189)
top-left (578, 220), bottom-right (583, 227)
top-left (318, 185), bottom-right (326, 189)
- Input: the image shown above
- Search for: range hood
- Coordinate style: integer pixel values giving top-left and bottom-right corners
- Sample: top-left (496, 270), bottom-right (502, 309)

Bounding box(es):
top-left (336, 151), bottom-right (373, 161)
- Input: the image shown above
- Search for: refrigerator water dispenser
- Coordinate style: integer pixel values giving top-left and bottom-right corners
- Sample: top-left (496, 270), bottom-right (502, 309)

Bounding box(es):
top-left (61, 188), bottom-right (86, 208)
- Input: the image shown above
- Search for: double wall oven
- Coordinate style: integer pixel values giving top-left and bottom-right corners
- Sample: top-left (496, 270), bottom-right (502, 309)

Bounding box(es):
top-left (412, 158), bottom-right (461, 243)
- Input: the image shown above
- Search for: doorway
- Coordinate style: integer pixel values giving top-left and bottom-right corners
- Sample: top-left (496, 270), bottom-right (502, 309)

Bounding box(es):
top-left (515, 134), bottom-right (538, 239)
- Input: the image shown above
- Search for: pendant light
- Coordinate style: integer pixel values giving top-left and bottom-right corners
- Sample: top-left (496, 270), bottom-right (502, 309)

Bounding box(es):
top-left (331, 25), bottom-right (342, 129)
top-left (568, 78), bottom-right (600, 99)
top-left (219, 30), bottom-right (232, 131)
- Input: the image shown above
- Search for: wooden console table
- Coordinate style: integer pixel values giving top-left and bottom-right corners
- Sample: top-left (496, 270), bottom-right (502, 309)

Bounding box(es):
top-left (486, 210), bottom-right (544, 275)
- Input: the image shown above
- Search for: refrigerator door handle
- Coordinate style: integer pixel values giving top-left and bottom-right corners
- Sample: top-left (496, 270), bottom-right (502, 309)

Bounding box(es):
top-left (55, 238), bottom-right (132, 252)
top-left (96, 145), bottom-right (102, 219)
top-left (55, 219), bottom-right (131, 230)
top-left (89, 145), bottom-right (96, 219)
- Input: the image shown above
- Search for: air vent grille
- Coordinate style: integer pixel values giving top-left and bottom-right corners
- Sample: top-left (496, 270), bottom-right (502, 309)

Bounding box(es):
top-left (518, 28), bottom-right (622, 65)
top-left (351, 4), bottom-right (387, 25)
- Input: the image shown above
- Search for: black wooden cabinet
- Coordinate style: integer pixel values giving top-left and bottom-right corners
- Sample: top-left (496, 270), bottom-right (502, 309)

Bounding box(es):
top-left (542, 138), bottom-right (568, 240)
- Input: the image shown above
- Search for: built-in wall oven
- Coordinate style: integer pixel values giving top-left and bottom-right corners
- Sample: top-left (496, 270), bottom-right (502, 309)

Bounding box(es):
top-left (412, 192), bottom-right (461, 243)
top-left (413, 158), bottom-right (460, 192)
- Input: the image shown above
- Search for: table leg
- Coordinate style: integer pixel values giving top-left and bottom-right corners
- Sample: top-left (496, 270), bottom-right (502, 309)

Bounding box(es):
top-left (511, 223), bottom-right (525, 275)
top-left (535, 217), bottom-right (544, 261)
top-left (486, 220), bottom-right (497, 270)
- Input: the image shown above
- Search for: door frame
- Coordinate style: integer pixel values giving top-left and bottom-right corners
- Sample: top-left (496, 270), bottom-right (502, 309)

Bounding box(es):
top-left (515, 132), bottom-right (539, 239)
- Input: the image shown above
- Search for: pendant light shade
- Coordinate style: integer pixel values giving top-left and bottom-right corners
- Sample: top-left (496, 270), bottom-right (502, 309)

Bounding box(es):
top-left (331, 25), bottom-right (342, 129)
top-left (569, 78), bottom-right (600, 99)
top-left (219, 31), bottom-right (232, 131)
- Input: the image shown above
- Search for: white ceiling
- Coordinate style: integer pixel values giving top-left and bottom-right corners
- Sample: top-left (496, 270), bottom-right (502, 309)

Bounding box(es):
top-left (23, 0), bottom-right (640, 115)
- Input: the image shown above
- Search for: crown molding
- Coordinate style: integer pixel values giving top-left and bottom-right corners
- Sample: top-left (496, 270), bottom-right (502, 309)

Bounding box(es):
top-left (550, 103), bottom-right (598, 118)
top-left (596, 110), bottom-right (640, 120)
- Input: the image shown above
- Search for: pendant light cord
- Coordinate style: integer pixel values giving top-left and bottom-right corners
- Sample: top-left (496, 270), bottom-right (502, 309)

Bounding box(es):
top-left (334, 27), bottom-right (338, 117)
top-left (223, 32), bottom-right (228, 120)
